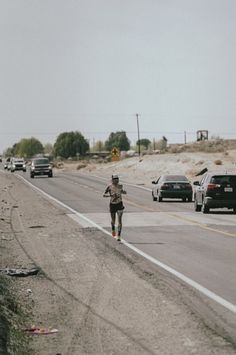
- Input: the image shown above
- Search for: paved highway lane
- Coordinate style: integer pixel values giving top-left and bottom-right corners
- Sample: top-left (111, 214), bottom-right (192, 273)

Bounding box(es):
top-left (11, 169), bottom-right (236, 340)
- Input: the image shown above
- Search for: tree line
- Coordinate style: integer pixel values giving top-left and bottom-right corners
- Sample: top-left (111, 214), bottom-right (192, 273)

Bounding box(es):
top-left (3, 131), bottom-right (130, 159)
top-left (3, 130), bottom-right (167, 159)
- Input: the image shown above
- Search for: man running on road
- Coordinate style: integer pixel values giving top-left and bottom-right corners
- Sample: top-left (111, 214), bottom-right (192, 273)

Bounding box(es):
top-left (103, 174), bottom-right (127, 241)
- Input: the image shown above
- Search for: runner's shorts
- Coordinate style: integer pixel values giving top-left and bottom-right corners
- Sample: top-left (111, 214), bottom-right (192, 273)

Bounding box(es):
top-left (109, 202), bottom-right (124, 213)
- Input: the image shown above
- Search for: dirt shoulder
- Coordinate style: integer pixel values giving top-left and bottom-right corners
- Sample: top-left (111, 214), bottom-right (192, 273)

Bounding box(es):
top-left (0, 171), bottom-right (236, 355)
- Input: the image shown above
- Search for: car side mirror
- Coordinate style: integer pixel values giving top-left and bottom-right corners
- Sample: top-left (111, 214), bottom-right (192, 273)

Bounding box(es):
top-left (193, 181), bottom-right (200, 186)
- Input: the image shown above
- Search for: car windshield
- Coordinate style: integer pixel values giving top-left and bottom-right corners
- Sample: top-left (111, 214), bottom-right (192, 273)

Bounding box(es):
top-left (34, 159), bottom-right (49, 164)
top-left (211, 175), bottom-right (236, 185)
top-left (163, 175), bottom-right (188, 182)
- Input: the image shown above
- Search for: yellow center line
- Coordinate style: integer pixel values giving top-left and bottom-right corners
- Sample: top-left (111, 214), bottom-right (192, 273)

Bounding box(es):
top-left (124, 197), bottom-right (160, 212)
top-left (166, 212), bottom-right (236, 238)
top-left (124, 198), bottom-right (236, 238)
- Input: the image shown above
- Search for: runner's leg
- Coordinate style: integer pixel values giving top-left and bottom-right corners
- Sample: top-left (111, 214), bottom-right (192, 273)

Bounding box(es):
top-left (111, 212), bottom-right (116, 236)
top-left (117, 210), bottom-right (123, 239)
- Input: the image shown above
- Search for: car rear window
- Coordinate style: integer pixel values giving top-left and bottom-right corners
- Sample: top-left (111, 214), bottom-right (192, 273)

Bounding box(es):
top-left (211, 175), bottom-right (236, 185)
top-left (164, 175), bottom-right (188, 182)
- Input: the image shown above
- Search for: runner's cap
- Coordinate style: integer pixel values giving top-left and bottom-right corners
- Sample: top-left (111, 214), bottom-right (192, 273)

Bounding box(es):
top-left (112, 174), bottom-right (119, 180)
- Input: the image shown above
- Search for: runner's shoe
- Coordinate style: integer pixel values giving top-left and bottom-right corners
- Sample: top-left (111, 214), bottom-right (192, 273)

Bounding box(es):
top-left (117, 237), bottom-right (121, 241)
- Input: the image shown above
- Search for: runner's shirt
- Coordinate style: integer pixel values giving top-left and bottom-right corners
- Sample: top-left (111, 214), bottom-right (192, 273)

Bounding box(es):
top-left (104, 183), bottom-right (125, 205)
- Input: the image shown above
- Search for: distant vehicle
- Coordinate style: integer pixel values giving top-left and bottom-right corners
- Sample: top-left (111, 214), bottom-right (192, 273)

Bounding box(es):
top-left (152, 175), bottom-right (193, 202)
top-left (10, 158), bottom-right (26, 172)
top-left (30, 157), bottom-right (53, 178)
top-left (193, 172), bottom-right (236, 213)
top-left (4, 157), bottom-right (11, 169)
top-left (4, 157), bottom-right (12, 170)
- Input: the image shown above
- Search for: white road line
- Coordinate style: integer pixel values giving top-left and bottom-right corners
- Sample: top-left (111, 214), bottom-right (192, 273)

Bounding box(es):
top-left (16, 175), bottom-right (112, 237)
top-left (121, 241), bottom-right (236, 314)
top-left (17, 174), bottom-right (236, 315)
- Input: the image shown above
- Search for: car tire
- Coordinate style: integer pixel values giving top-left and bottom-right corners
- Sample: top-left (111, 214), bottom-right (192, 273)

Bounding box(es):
top-left (152, 192), bottom-right (157, 201)
top-left (182, 197), bottom-right (186, 202)
top-left (202, 199), bottom-right (209, 214)
top-left (30, 173), bottom-right (34, 179)
top-left (188, 197), bottom-right (192, 202)
top-left (233, 207), bottom-right (236, 214)
top-left (158, 194), bottom-right (162, 202)
top-left (48, 173), bottom-right (53, 178)
top-left (194, 199), bottom-right (201, 212)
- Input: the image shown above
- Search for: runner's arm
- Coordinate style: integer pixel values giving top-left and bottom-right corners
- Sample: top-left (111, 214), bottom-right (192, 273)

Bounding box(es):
top-left (103, 186), bottom-right (111, 197)
top-left (120, 185), bottom-right (127, 195)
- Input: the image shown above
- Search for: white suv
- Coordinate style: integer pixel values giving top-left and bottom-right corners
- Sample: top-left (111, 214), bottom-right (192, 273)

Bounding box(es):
top-left (10, 158), bottom-right (26, 172)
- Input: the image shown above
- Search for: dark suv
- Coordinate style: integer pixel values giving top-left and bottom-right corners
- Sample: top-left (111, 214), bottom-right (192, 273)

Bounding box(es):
top-left (30, 158), bottom-right (53, 178)
top-left (193, 172), bottom-right (236, 213)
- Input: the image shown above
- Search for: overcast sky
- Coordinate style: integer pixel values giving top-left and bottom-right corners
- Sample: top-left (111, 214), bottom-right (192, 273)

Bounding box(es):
top-left (1, 0), bottom-right (236, 152)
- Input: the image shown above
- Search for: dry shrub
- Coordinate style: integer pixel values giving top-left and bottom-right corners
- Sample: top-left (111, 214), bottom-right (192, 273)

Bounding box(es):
top-left (76, 163), bottom-right (87, 170)
top-left (214, 159), bottom-right (222, 165)
top-left (168, 140), bottom-right (227, 154)
top-left (201, 142), bottom-right (225, 153)
top-left (168, 146), bottom-right (178, 153)
top-left (55, 162), bottom-right (64, 169)
top-left (168, 145), bottom-right (184, 153)
top-left (167, 139), bottom-right (236, 154)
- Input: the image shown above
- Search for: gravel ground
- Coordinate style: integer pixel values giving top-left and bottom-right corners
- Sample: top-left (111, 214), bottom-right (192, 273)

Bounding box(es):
top-left (0, 171), bottom-right (236, 355)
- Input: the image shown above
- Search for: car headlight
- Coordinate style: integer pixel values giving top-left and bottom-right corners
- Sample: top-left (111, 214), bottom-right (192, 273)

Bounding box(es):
top-left (31, 166), bottom-right (35, 170)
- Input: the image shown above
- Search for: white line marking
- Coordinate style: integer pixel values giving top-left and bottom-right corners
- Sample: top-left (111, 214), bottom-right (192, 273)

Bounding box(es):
top-left (121, 241), bottom-right (236, 314)
top-left (17, 174), bottom-right (236, 315)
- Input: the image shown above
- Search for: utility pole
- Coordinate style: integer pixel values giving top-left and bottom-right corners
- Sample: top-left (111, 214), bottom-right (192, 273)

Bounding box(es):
top-left (184, 131), bottom-right (187, 144)
top-left (93, 137), bottom-right (95, 151)
top-left (136, 113), bottom-right (141, 159)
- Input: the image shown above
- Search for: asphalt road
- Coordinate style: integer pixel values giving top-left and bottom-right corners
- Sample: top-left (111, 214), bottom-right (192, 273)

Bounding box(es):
top-left (10, 168), bottom-right (236, 342)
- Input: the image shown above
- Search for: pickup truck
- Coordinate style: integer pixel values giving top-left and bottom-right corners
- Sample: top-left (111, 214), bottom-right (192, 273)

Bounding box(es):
top-left (30, 158), bottom-right (53, 178)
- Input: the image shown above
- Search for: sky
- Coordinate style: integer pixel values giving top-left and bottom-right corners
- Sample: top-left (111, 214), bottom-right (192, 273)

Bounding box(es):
top-left (1, 0), bottom-right (236, 153)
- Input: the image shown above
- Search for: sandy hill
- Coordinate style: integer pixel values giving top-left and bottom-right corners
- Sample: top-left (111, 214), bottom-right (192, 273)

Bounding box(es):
top-left (62, 149), bottom-right (236, 187)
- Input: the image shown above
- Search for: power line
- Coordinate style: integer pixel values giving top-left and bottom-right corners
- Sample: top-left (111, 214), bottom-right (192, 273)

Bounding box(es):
top-left (2, 130), bottom-right (236, 136)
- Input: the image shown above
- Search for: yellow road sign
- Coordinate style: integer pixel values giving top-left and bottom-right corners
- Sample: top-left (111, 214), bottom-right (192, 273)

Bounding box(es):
top-left (111, 147), bottom-right (120, 161)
